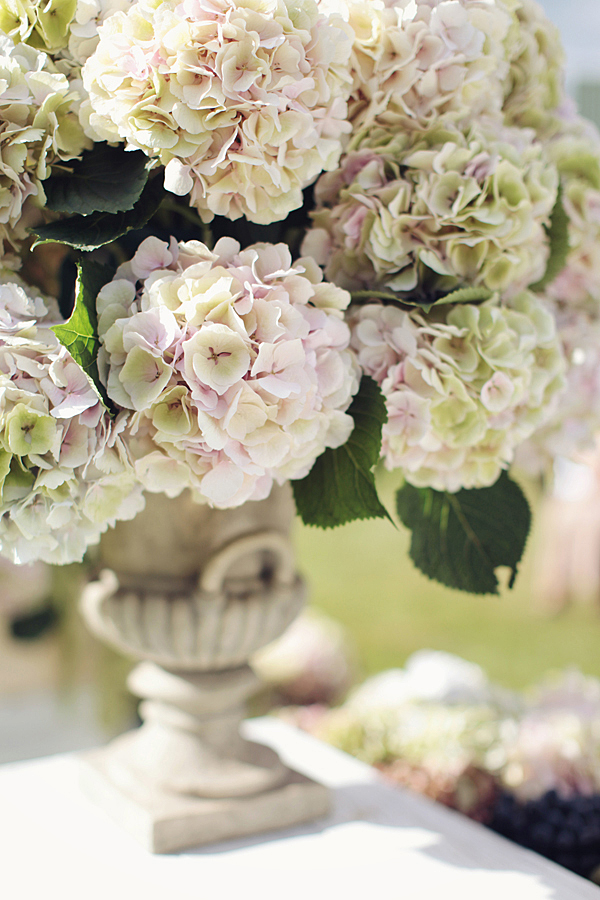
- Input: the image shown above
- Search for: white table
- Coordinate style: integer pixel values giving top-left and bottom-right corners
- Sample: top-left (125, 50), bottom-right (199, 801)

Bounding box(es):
top-left (0, 718), bottom-right (598, 900)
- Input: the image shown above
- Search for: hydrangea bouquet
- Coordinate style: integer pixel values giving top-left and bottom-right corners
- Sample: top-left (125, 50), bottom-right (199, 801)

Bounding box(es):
top-left (0, 0), bottom-right (597, 594)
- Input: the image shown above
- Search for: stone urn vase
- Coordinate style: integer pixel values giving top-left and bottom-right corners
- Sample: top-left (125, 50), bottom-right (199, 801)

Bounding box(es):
top-left (79, 484), bottom-right (330, 853)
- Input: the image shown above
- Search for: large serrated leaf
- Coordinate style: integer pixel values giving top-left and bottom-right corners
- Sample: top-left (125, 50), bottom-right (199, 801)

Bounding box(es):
top-left (51, 258), bottom-right (113, 408)
top-left (293, 375), bottom-right (391, 528)
top-left (396, 472), bottom-right (531, 595)
top-left (529, 184), bottom-right (570, 292)
top-left (32, 176), bottom-right (166, 251)
top-left (44, 143), bottom-right (149, 216)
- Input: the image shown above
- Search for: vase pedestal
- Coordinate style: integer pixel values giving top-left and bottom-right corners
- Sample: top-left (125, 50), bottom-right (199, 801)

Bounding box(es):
top-left (81, 750), bottom-right (329, 855)
top-left (80, 660), bottom-right (329, 853)
top-left (78, 487), bottom-right (331, 852)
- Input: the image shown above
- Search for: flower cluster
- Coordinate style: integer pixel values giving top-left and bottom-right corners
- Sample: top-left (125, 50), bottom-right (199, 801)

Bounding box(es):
top-left (303, 122), bottom-right (557, 295)
top-left (501, 670), bottom-right (600, 801)
top-left (345, 0), bottom-right (513, 135)
top-left (0, 0), bottom-right (592, 574)
top-left (0, 35), bottom-right (89, 260)
top-left (291, 652), bottom-right (600, 879)
top-left (351, 294), bottom-right (565, 491)
top-left (511, 116), bottom-right (600, 470)
top-left (97, 236), bottom-right (360, 507)
top-left (307, 651), bottom-right (512, 772)
top-left (294, 0), bottom-right (600, 493)
top-left (296, 651), bottom-right (600, 803)
top-left (0, 279), bottom-right (143, 564)
top-left (547, 120), bottom-right (600, 311)
top-left (82, 0), bottom-right (354, 224)
top-left (516, 307), bottom-right (600, 475)
top-left (68, 0), bottom-right (137, 65)
top-left (502, 0), bottom-right (566, 137)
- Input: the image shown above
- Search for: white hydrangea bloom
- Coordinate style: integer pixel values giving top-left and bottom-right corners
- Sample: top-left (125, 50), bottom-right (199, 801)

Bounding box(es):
top-left (316, 692), bottom-right (505, 772)
top-left (0, 279), bottom-right (144, 565)
top-left (82, 0), bottom-right (354, 225)
top-left (0, 35), bottom-right (90, 257)
top-left (304, 121), bottom-right (557, 295)
top-left (350, 293), bottom-right (565, 491)
top-left (97, 236), bottom-right (360, 508)
top-left (68, 0), bottom-right (137, 64)
top-left (346, 0), bottom-right (512, 135)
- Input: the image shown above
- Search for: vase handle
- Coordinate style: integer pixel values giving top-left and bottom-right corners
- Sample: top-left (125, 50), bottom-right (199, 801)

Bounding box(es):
top-left (198, 529), bottom-right (295, 593)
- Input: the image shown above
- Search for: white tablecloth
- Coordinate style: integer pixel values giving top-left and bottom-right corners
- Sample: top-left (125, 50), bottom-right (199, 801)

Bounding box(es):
top-left (0, 717), bottom-right (598, 900)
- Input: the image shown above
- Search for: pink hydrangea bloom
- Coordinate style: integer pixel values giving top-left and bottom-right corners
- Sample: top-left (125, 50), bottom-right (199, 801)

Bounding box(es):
top-left (303, 121), bottom-right (557, 295)
top-left (97, 236), bottom-right (360, 508)
top-left (350, 295), bottom-right (565, 491)
top-left (346, 0), bottom-right (512, 134)
top-left (82, 0), bottom-right (354, 224)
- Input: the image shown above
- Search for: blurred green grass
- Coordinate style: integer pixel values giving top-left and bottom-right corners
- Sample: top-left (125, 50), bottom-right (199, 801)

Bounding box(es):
top-left (294, 473), bottom-right (600, 689)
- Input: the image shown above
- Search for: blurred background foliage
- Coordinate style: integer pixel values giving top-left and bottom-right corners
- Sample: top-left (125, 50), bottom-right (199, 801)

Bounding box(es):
top-left (297, 471), bottom-right (600, 690)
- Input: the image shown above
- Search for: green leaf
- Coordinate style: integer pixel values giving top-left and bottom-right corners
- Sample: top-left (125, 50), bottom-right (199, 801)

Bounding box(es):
top-left (32, 176), bottom-right (166, 251)
top-left (51, 258), bottom-right (113, 407)
top-left (350, 286), bottom-right (494, 315)
top-left (529, 183), bottom-right (570, 292)
top-left (350, 290), bottom-right (406, 304)
top-left (293, 375), bottom-right (392, 528)
top-left (396, 472), bottom-right (531, 595)
top-left (44, 143), bottom-right (149, 216)
top-left (435, 286), bottom-right (494, 305)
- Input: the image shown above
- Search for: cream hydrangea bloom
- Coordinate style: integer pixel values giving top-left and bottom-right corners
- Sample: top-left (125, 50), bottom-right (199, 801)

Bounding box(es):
top-left (346, 0), bottom-right (512, 135)
top-left (0, 0), bottom-right (77, 50)
top-left (502, 0), bottom-right (566, 138)
top-left (507, 118), bottom-right (600, 475)
top-left (97, 236), bottom-right (360, 508)
top-left (304, 121), bottom-right (557, 295)
top-left (0, 35), bottom-right (89, 257)
top-left (68, 0), bottom-right (137, 64)
top-left (515, 307), bottom-right (600, 475)
top-left (543, 118), bottom-right (600, 311)
top-left (350, 293), bottom-right (565, 492)
top-left (82, 0), bottom-right (354, 224)
top-left (0, 278), bottom-right (144, 565)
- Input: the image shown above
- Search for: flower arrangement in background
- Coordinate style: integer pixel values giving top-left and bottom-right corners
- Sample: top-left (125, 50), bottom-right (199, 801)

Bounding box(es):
top-left (254, 607), bottom-right (356, 706)
top-left (282, 648), bottom-right (600, 881)
top-left (0, 0), bottom-right (598, 595)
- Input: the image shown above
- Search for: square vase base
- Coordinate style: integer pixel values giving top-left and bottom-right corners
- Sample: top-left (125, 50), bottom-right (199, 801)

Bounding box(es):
top-left (80, 750), bottom-right (331, 854)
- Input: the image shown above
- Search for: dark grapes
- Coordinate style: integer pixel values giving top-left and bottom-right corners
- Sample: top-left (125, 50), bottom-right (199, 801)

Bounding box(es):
top-left (488, 790), bottom-right (600, 880)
